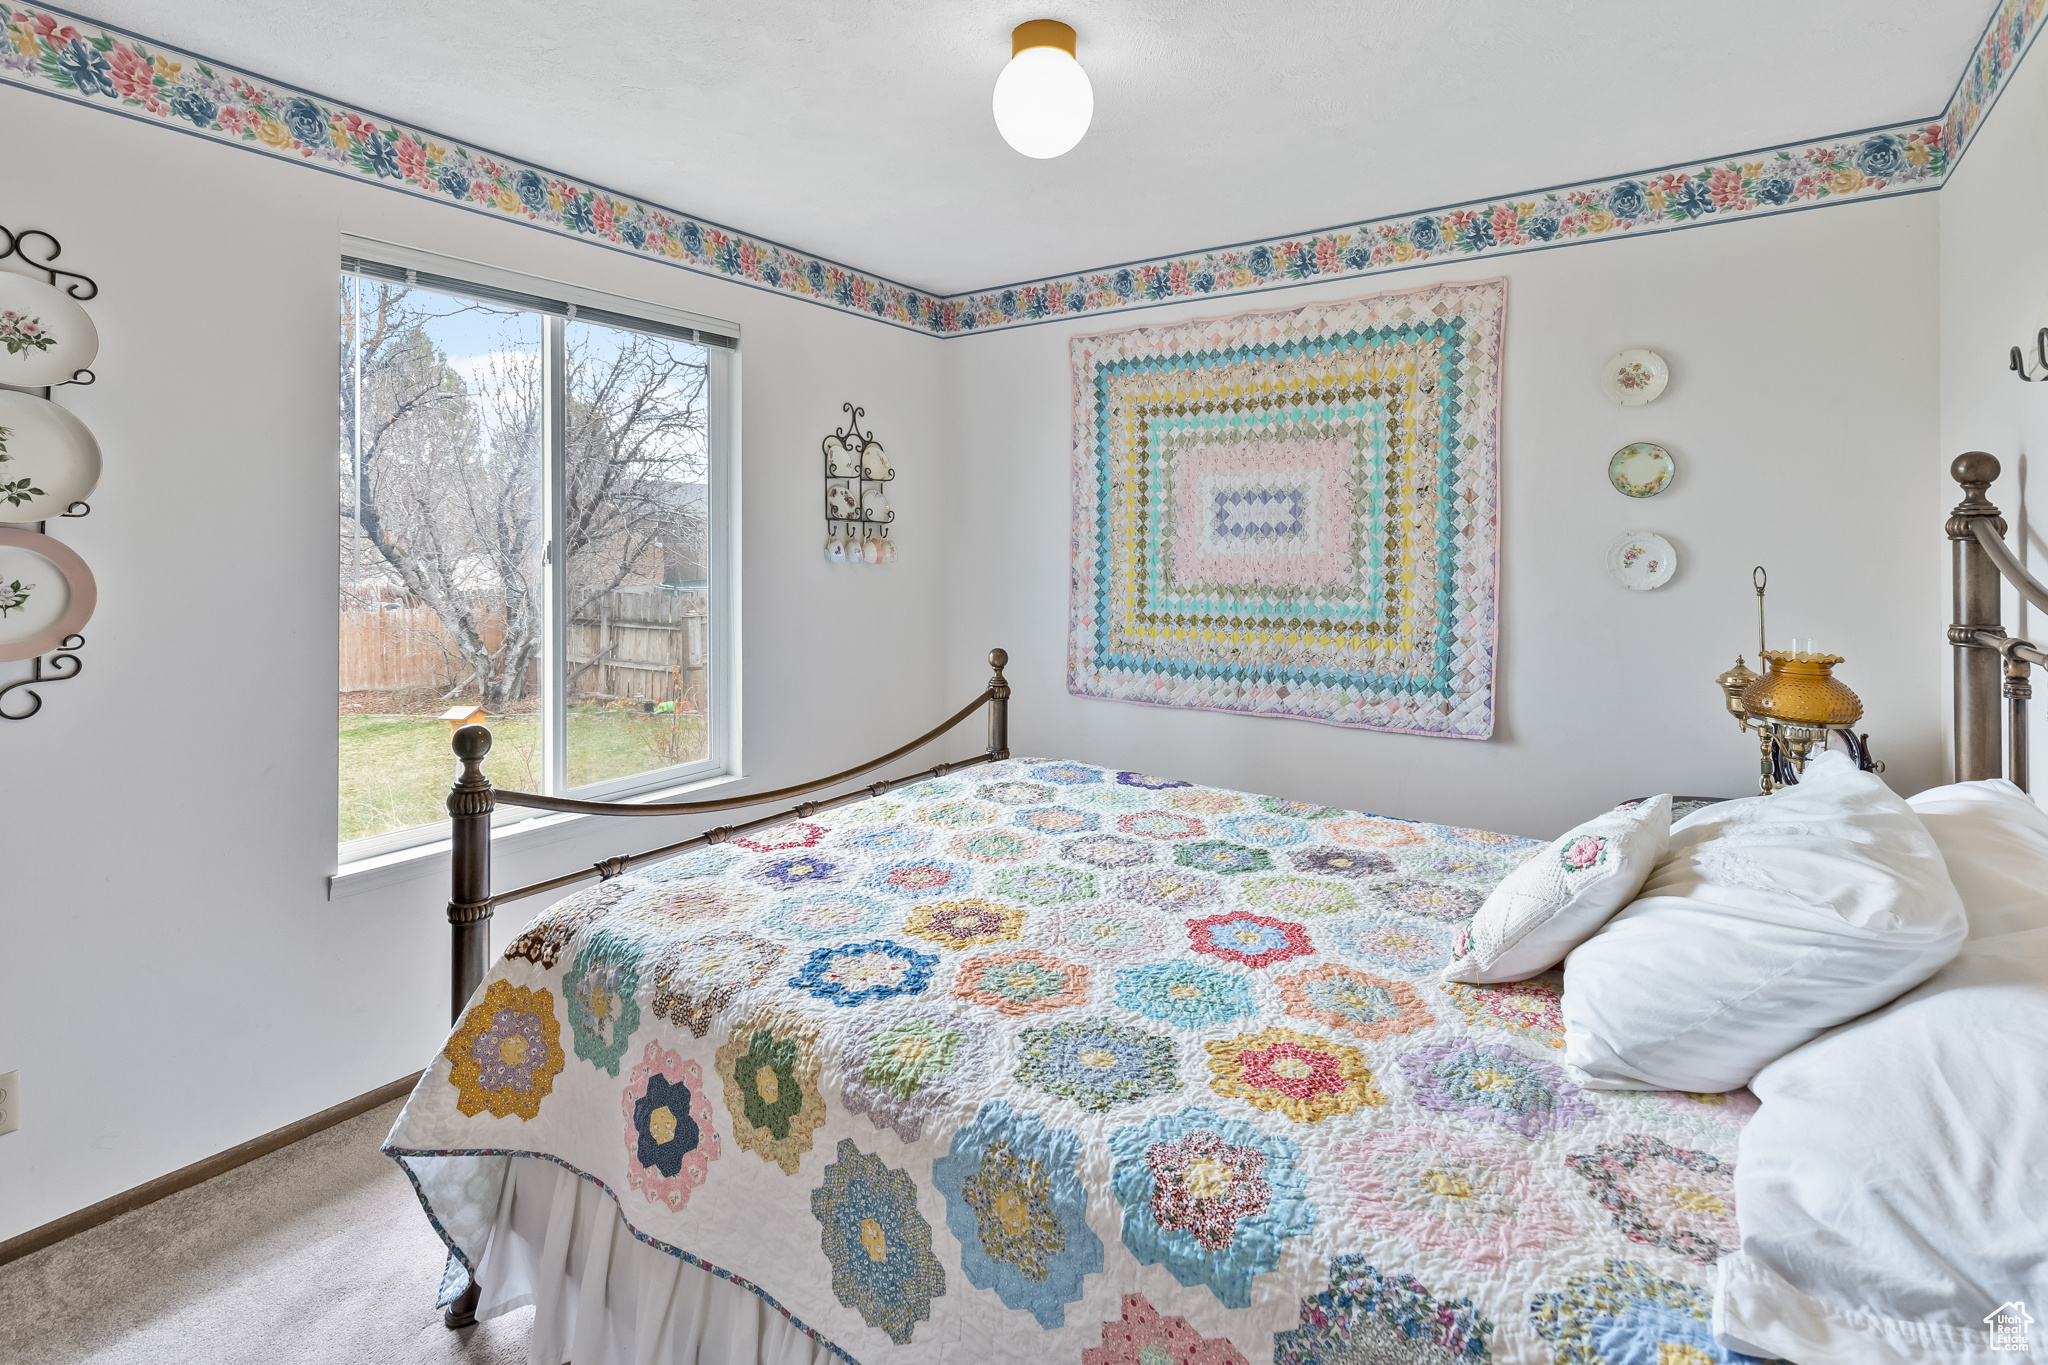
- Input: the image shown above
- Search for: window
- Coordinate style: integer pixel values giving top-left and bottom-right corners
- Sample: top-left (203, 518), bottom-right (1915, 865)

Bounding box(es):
top-left (337, 245), bottom-right (736, 855)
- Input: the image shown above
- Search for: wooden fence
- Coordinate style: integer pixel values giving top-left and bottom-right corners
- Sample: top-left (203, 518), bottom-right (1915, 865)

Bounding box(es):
top-left (568, 586), bottom-right (707, 707)
top-left (339, 606), bottom-right (498, 694)
top-left (339, 586), bottom-right (705, 707)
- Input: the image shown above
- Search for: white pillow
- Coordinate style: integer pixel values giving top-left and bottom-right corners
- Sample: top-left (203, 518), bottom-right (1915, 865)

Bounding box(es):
top-left (1906, 778), bottom-right (2048, 940)
top-left (1714, 927), bottom-right (2048, 1365)
top-left (1561, 751), bottom-right (1967, 1092)
top-left (1441, 794), bottom-right (1671, 983)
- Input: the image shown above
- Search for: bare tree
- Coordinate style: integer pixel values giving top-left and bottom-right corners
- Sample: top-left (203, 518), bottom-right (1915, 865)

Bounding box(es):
top-left (339, 279), bottom-right (708, 710)
top-left (563, 324), bottom-right (708, 692)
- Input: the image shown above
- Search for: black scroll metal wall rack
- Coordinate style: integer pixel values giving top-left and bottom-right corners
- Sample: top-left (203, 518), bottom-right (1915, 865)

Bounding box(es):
top-left (822, 402), bottom-right (897, 564)
top-left (2013, 326), bottom-right (2048, 382)
top-left (0, 223), bottom-right (96, 720)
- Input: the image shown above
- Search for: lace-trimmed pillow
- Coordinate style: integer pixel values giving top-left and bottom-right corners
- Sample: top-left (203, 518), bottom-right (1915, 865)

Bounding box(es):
top-left (1441, 795), bottom-right (1672, 984)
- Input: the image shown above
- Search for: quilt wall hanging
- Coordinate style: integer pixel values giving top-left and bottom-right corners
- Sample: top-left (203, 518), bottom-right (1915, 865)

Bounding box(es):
top-left (1069, 277), bottom-right (1505, 739)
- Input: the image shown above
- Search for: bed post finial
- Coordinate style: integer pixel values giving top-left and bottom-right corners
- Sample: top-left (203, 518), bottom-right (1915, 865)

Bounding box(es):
top-left (1950, 453), bottom-right (2004, 525)
top-left (987, 648), bottom-right (1011, 761)
top-left (1951, 454), bottom-right (2007, 782)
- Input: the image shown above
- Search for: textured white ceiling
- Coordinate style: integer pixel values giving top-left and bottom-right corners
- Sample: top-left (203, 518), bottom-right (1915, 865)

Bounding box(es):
top-left (92, 0), bottom-right (1985, 294)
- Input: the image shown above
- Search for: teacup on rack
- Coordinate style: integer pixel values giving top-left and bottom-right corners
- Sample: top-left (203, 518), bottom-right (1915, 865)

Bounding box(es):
top-left (825, 536), bottom-right (847, 564)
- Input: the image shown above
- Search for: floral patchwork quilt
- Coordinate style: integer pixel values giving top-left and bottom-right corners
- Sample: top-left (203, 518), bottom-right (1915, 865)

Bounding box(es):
top-left (384, 759), bottom-right (1763, 1365)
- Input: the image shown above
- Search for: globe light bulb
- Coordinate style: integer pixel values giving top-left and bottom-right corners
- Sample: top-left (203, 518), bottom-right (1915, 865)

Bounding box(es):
top-left (993, 21), bottom-right (1093, 159)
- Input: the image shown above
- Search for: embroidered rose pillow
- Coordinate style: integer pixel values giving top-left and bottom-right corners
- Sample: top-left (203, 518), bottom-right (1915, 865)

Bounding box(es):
top-left (1442, 794), bottom-right (1672, 984)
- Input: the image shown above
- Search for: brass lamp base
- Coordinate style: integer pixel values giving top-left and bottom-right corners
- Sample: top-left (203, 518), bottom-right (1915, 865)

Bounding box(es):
top-left (1751, 718), bottom-right (1831, 794)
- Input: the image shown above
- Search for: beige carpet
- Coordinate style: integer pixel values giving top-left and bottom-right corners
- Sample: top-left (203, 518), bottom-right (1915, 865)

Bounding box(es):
top-left (0, 1099), bottom-right (534, 1365)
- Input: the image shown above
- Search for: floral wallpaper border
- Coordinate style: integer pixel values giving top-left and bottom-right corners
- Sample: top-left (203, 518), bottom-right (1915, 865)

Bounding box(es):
top-left (1947, 0), bottom-right (2048, 160)
top-left (0, 3), bottom-right (946, 331)
top-left (1, 0), bottom-right (2041, 338)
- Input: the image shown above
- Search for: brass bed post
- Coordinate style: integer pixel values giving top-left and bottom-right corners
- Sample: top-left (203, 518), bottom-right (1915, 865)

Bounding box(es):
top-left (447, 724), bottom-right (496, 1023)
top-left (443, 723), bottom-right (494, 1330)
top-left (1950, 453), bottom-right (2008, 781)
top-left (987, 647), bottom-right (1011, 759)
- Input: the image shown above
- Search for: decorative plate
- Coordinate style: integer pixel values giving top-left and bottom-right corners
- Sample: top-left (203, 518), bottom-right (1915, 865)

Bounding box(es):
top-left (0, 390), bottom-right (102, 518)
top-left (1599, 349), bottom-right (1668, 406)
top-left (1607, 530), bottom-right (1677, 591)
top-left (1607, 442), bottom-right (1674, 499)
top-left (0, 272), bottom-right (99, 388)
top-left (0, 527), bottom-right (97, 661)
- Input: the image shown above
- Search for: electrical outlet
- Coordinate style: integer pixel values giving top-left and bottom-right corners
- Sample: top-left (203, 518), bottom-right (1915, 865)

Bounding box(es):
top-left (0, 1070), bottom-right (17, 1136)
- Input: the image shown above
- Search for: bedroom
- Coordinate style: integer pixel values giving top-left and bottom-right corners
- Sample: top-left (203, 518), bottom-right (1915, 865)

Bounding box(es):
top-left (0, 1), bottom-right (2044, 1361)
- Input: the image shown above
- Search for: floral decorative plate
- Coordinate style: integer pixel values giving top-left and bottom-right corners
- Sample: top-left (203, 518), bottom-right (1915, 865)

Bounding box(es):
top-left (0, 272), bottom-right (99, 388)
top-left (1606, 530), bottom-right (1677, 591)
top-left (0, 527), bottom-right (97, 661)
top-left (0, 390), bottom-right (102, 519)
top-left (1607, 442), bottom-right (1674, 498)
top-left (1599, 349), bottom-right (1668, 406)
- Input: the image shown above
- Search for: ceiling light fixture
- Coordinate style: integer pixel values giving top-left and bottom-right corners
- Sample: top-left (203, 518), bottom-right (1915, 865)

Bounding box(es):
top-left (992, 20), bottom-right (1093, 160)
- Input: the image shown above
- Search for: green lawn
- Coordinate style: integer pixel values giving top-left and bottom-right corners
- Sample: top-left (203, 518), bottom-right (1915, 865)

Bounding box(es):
top-left (339, 705), bottom-right (707, 842)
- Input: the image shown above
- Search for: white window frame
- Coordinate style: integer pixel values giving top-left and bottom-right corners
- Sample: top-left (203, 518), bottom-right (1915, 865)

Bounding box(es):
top-left (336, 235), bottom-right (742, 866)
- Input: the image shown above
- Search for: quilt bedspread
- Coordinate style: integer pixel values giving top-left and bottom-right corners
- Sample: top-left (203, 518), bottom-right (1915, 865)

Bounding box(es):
top-left (384, 759), bottom-right (1763, 1365)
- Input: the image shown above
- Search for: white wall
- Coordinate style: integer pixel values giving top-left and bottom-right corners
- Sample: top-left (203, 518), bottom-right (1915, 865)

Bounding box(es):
top-left (0, 71), bottom-right (1974, 1241)
top-left (0, 85), bottom-right (951, 1242)
top-left (1942, 41), bottom-right (2048, 785)
top-left (943, 197), bottom-right (1946, 837)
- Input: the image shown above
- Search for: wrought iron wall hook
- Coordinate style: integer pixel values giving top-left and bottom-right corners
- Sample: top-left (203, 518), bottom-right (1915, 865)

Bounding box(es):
top-left (0, 221), bottom-right (99, 720)
top-left (0, 634), bottom-right (85, 720)
top-left (0, 224), bottom-right (99, 300)
top-left (821, 399), bottom-right (898, 559)
top-left (2012, 327), bottom-right (2048, 382)
top-left (832, 401), bottom-right (876, 448)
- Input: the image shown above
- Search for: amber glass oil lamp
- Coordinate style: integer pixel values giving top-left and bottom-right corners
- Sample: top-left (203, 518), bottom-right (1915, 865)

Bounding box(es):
top-left (1714, 568), bottom-right (1863, 793)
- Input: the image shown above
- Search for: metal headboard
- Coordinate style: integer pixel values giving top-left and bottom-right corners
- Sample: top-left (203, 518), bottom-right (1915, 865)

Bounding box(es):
top-left (1949, 453), bottom-right (2047, 790)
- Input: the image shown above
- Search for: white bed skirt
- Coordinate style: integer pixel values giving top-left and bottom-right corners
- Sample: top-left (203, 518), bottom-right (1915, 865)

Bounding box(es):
top-left (471, 1156), bottom-right (837, 1365)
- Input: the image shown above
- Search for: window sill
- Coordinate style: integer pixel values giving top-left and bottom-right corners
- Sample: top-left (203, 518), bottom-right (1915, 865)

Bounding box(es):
top-left (328, 769), bottom-right (747, 902)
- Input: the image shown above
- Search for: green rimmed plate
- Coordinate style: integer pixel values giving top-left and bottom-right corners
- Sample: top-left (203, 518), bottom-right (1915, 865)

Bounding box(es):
top-left (1608, 442), bottom-right (1675, 498)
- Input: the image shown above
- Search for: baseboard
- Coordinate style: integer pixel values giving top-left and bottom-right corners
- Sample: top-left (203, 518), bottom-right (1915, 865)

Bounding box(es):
top-left (0, 1071), bottom-right (424, 1268)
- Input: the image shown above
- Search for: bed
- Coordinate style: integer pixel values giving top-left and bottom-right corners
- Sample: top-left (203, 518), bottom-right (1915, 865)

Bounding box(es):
top-left (381, 455), bottom-right (2048, 1364)
top-left (382, 653), bottom-right (1757, 1365)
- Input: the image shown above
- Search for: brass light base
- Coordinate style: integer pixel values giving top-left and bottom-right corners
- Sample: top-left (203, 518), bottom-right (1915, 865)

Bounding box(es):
top-left (1012, 19), bottom-right (1077, 56)
top-left (1751, 718), bottom-right (1832, 794)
